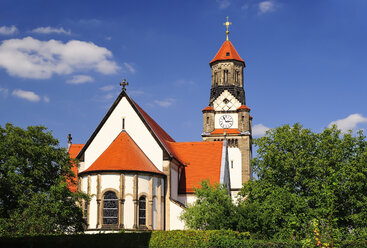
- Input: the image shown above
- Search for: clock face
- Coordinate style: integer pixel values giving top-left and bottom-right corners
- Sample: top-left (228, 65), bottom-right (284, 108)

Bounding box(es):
top-left (219, 115), bottom-right (233, 128)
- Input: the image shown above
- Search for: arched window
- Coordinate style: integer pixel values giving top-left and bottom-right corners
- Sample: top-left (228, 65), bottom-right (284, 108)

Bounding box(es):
top-left (103, 191), bottom-right (118, 225)
top-left (139, 196), bottom-right (146, 226)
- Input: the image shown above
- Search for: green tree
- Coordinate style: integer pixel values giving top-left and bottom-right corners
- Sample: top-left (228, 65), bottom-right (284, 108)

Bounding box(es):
top-left (238, 124), bottom-right (367, 241)
top-left (180, 180), bottom-right (237, 230)
top-left (0, 123), bottom-right (87, 236)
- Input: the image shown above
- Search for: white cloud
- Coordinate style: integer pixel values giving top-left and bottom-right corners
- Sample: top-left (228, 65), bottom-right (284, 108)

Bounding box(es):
top-left (259, 1), bottom-right (276, 14)
top-left (129, 90), bottom-right (145, 96)
top-left (31, 26), bottom-right (71, 35)
top-left (217, 0), bottom-right (231, 9)
top-left (252, 123), bottom-right (270, 137)
top-left (12, 89), bottom-right (40, 102)
top-left (0, 37), bottom-right (120, 79)
top-left (329, 114), bottom-right (367, 132)
top-left (100, 85), bottom-right (115, 91)
top-left (104, 93), bottom-right (115, 100)
top-left (0, 87), bottom-right (9, 96)
top-left (67, 75), bottom-right (94, 84)
top-left (154, 98), bottom-right (176, 107)
top-left (0, 25), bottom-right (18, 35)
top-left (123, 62), bottom-right (136, 74)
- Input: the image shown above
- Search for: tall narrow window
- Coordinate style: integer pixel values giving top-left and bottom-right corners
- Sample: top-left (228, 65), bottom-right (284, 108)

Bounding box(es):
top-left (103, 191), bottom-right (118, 225)
top-left (122, 118), bottom-right (125, 130)
top-left (224, 70), bottom-right (228, 84)
top-left (231, 160), bottom-right (234, 169)
top-left (139, 196), bottom-right (146, 226)
top-left (214, 72), bottom-right (218, 86)
top-left (206, 117), bottom-right (209, 125)
top-left (242, 116), bottom-right (244, 123)
top-left (83, 201), bottom-right (88, 225)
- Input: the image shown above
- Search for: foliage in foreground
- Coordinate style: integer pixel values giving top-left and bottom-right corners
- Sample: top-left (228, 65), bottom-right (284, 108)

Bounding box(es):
top-left (181, 124), bottom-right (367, 245)
top-left (0, 123), bottom-right (87, 236)
top-left (0, 230), bottom-right (303, 248)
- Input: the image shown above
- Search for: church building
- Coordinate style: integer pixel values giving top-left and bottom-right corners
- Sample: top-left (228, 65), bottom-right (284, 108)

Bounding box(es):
top-left (68, 20), bottom-right (252, 231)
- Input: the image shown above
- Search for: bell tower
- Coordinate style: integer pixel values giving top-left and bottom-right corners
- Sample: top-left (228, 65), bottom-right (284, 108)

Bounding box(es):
top-left (202, 18), bottom-right (252, 195)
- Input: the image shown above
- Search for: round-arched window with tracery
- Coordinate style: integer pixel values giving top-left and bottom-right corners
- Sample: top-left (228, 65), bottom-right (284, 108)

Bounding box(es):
top-left (103, 191), bottom-right (118, 225)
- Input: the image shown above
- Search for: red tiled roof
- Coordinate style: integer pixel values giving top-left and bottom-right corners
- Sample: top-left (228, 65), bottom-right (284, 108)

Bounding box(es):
top-left (210, 40), bottom-right (244, 64)
top-left (211, 129), bottom-right (241, 135)
top-left (167, 141), bottom-right (223, 194)
top-left (82, 132), bottom-right (163, 175)
top-left (68, 144), bottom-right (84, 193)
top-left (237, 105), bottom-right (251, 111)
top-left (132, 100), bottom-right (175, 156)
top-left (202, 106), bottom-right (214, 111)
top-left (250, 115), bottom-right (253, 119)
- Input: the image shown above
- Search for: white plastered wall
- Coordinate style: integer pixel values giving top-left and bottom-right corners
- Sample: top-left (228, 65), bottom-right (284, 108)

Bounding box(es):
top-left (138, 175), bottom-right (149, 196)
top-left (177, 194), bottom-right (197, 206)
top-left (169, 201), bottom-right (185, 230)
top-left (100, 173), bottom-right (119, 192)
top-left (124, 174), bottom-right (134, 229)
top-left (84, 97), bottom-right (163, 171)
top-left (88, 175), bottom-right (97, 228)
top-left (124, 195), bottom-right (134, 229)
top-left (228, 147), bottom-right (242, 189)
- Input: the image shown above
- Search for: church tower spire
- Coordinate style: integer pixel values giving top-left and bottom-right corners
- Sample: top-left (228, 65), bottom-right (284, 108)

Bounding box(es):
top-left (202, 18), bottom-right (252, 195)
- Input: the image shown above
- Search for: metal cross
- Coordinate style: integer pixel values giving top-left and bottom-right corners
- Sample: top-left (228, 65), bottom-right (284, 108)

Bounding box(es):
top-left (67, 133), bottom-right (72, 144)
top-left (223, 16), bottom-right (232, 41)
top-left (120, 78), bottom-right (129, 91)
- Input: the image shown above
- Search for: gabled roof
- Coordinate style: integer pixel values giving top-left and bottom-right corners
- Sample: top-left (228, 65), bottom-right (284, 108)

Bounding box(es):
top-left (166, 141), bottom-right (224, 194)
top-left (210, 40), bottom-right (244, 65)
top-left (67, 144), bottom-right (84, 193)
top-left (76, 90), bottom-right (175, 160)
top-left (80, 132), bottom-right (163, 175)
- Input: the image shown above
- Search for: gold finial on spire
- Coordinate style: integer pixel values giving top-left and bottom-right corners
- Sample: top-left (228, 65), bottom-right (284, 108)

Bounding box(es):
top-left (223, 16), bottom-right (232, 41)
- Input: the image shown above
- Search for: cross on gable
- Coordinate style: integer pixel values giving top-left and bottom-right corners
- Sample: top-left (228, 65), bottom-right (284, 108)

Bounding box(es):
top-left (120, 79), bottom-right (129, 91)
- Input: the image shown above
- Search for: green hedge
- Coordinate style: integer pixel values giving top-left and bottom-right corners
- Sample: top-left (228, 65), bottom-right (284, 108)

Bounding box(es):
top-left (3, 230), bottom-right (366, 247)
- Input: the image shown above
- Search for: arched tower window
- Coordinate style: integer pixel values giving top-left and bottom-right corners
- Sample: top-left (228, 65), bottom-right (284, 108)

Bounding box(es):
top-left (224, 70), bottom-right (228, 84)
top-left (103, 191), bottom-right (118, 225)
top-left (139, 196), bottom-right (146, 226)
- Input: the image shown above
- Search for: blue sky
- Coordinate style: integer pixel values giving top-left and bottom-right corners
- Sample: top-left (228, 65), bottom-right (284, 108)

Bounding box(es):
top-left (0, 0), bottom-right (366, 148)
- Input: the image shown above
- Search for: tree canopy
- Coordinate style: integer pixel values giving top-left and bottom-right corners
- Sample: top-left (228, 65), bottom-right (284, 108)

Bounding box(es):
top-left (0, 123), bottom-right (87, 236)
top-left (181, 124), bottom-right (367, 243)
top-left (240, 124), bottom-right (367, 240)
top-left (180, 180), bottom-right (237, 230)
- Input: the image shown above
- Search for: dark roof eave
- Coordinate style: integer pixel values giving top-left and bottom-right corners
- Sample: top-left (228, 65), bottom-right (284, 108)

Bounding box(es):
top-left (78, 169), bottom-right (166, 177)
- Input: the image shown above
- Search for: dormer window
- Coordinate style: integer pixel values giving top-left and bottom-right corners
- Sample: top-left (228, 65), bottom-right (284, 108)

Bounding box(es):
top-left (226, 52), bottom-right (230, 56)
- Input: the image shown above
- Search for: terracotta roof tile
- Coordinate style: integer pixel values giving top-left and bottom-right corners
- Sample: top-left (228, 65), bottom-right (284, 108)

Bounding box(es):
top-left (210, 40), bottom-right (244, 64)
top-left (211, 129), bottom-right (241, 135)
top-left (202, 106), bottom-right (215, 111)
top-left (67, 144), bottom-right (84, 193)
top-left (237, 105), bottom-right (251, 111)
top-left (167, 141), bottom-right (223, 194)
top-left (250, 115), bottom-right (253, 119)
top-left (82, 132), bottom-right (163, 175)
